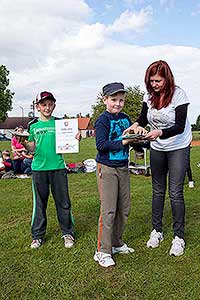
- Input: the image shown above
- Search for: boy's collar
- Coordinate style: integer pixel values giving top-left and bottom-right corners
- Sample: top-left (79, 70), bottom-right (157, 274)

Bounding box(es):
top-left (39, 116), bottom-right (54, 122)
top-left (106, 109), bottom-right (119, 115)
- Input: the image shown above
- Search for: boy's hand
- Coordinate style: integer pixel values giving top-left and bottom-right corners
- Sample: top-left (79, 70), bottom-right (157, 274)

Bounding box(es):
top-left (122, 137), bottom-right (145, 145)
top-left (75, 132), bottom-right (82, 141)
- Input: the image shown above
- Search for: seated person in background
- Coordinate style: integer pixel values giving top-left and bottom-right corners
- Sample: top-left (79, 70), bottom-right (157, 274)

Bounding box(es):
top-left (2, 150), bottom-right (14, 172)
top-left (21, 150), bottom-right (33, 175)
top-left (11, 125), bottom-right (26, 174)
top-left (0, 151), bottom-right (5, 173)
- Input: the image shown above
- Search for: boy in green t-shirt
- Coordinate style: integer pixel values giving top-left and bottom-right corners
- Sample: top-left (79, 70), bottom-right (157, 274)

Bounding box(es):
top-left (22, 91), bottom-right (79, 249)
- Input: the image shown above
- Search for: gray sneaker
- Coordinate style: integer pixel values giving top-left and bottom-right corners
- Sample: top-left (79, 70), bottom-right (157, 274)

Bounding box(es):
top-left (112, 243), bottom-right (135, 255)
top-left (147, 229), bottom-right (163, 248)
top-left (169, 236), bottom-right (185, 256)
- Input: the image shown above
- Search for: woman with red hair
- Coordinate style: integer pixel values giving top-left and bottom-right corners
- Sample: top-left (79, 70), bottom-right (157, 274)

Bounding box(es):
top-left (126, 60), bottom-right (192, 256)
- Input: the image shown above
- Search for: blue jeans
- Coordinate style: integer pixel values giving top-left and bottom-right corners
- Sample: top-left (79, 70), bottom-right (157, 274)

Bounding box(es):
top-left (150, 146), bottom-right (189, 239)
top-left (22, 158), bottom-right (32, 174)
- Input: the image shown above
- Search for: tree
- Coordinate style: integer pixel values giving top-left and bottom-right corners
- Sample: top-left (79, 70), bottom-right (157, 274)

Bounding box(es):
top-left (91, 85), bottom-right (144, 124)
top-left (63, 113), bottom-right (70, 119)
top-left (76, 113), bottom-right (82, 118)
top-left (91, 92), bottom-right (105, 124)
top-left (0, 65), bottom-right (14, 122)
top-left (196, 115), bottom-right (200, 129)
top-left (191, 114), bottom-right (200, 131)
top-left (123, 86), bottom-right (145, 121)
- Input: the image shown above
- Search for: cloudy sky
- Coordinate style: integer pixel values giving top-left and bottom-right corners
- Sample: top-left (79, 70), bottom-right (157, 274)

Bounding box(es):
top-left (1, 0), bottom-right (200, 123)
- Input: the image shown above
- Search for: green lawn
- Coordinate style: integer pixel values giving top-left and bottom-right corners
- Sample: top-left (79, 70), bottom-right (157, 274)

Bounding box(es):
top-left (0, 139), bottom-right (200, 300)
top-left (192, 130), bottom-right (200, 141)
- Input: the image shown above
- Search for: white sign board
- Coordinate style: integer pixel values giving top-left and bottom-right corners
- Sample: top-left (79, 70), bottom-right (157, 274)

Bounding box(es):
top-left (55, 119), bottom-right (79, 153)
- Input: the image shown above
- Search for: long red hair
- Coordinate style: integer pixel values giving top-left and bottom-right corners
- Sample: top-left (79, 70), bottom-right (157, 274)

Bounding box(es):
top-left (144, 60), bottom-right (175, 109)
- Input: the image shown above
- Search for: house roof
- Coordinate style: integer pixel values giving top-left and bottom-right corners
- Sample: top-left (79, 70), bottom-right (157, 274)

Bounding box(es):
top-left (0, 117), bottom-right (32, 129)
top-left (0, 116), bottom-right (94, 130)
top-left (78, 117), bottom-right (91, 130)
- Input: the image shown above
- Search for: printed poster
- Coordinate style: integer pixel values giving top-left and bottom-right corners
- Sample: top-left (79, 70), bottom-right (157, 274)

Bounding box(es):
top-left (55, 119), bottom-right (79, 153)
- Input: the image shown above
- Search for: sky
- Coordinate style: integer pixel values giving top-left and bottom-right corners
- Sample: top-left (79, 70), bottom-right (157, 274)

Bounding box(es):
top-left (1, 0), bottom-right (200, 123)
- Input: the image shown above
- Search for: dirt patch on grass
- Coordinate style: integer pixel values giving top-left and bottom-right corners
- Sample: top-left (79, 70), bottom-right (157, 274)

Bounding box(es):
top-left (191, 140), bottom-right (200, 146)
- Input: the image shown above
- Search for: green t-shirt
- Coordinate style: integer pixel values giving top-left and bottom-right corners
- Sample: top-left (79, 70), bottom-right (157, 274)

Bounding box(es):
top-left (28, 117), bottom-right (65, 171)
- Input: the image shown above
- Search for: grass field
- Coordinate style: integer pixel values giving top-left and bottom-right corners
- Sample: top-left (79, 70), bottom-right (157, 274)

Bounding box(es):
top-left (192, 130), bottom-right (200, 141)
top-left (0, 138), bottom-right (200, 300)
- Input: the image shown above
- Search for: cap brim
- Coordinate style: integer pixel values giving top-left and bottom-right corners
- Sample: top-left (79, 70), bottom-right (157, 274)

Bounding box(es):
top-left (36, 97), bottom-right (56, 104)
top-left (108, 89), bottom-right (126, 95)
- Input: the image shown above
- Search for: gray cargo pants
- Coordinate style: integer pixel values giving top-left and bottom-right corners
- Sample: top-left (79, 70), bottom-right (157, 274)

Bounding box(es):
top-left (97, 163), bottom-right (131, 254)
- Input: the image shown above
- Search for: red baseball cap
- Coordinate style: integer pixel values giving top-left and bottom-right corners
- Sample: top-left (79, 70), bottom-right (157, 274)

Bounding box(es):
top-left (35, 91), bottom-right (56, 104)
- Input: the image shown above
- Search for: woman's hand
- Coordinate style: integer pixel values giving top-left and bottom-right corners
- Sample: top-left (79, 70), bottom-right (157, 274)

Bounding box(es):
top-left (123, 122), bottom-right (148, 135)
top-left (145, 129), bottom-right (162, 140)
top-left (135, 126), bottom-right (148, 135)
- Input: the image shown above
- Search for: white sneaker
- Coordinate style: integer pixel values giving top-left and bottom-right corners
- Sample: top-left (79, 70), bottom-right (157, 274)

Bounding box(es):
top-left (112, 243), bottom-right (135, 255)
top-left (63, 234), bottom-right (75, 248)
top-left (147, 229), bottom-right (164, 248)
top-left (169, 236), bottom-right (185, 256)
top-left (188, 181), bottom-right (194, 188)
top-left (94, 251), bottom-right (115, 268)
top-left (31, 239), bottom-right (43, 249)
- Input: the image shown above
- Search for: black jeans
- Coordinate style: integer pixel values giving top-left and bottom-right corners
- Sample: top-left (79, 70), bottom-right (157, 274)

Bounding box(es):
top-left (150, 146), bottom-right (189, 239)
top-left (31, 169), bottom-right (74, 239)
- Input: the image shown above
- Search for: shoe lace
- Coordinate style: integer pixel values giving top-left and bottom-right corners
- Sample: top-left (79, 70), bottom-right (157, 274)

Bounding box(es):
top-left (98, 253), bottom-right (111, 262)
top-left (172, 238), bottom-right (184, 250)
top-left (151, 231), bottom-right (160, 239)
top-left (32, 239), bottom-right (40, 245)
top-left (63, 234), bottom-right (74, 241)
